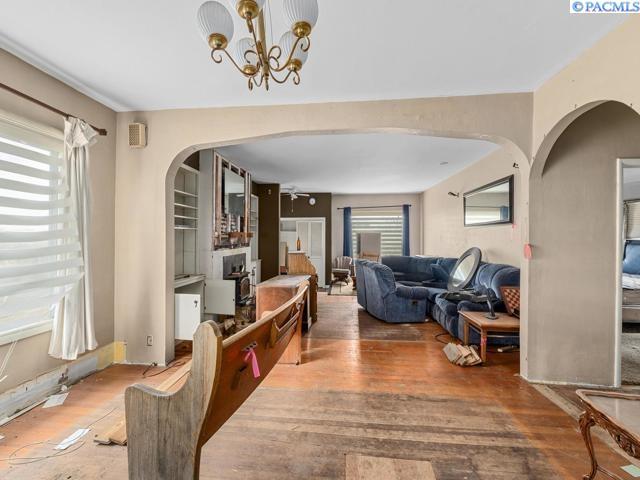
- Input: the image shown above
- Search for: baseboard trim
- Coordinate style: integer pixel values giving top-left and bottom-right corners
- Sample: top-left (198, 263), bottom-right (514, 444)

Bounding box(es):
top-left (0, 341), bottom-right (125, 423)
top-left (520, 373), bottom-right (615, 389)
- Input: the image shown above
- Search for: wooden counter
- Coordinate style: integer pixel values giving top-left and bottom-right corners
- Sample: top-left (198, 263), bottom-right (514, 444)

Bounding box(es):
top-left (257, 275), bottom-right (313, 365)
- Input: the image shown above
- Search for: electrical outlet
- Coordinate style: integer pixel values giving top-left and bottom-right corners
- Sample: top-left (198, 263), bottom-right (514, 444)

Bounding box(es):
top-left (146, 335), bottom-right (153, 346)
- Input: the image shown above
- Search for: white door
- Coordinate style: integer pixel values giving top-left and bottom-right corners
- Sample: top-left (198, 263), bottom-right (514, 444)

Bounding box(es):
top-left (295, 219), bottom-right (325, 286)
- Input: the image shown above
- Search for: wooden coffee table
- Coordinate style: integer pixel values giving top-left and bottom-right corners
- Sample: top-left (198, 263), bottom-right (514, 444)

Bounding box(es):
top-left (460, 311), bottom-right (520, 363)
top-left (577, 389), bottom-right (640, 480)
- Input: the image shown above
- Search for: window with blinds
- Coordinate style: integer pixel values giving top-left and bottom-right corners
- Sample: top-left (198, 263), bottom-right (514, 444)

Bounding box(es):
top-left (351, 207), bottom-right (403, 257)
top-left (0, 115), bottom-right (83, 343)
top-left (626, 200), bottom-right (640, 240)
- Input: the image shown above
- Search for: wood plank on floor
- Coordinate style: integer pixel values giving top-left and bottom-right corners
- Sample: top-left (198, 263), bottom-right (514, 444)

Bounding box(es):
top-left (345, 454), bottom-right (436, 480)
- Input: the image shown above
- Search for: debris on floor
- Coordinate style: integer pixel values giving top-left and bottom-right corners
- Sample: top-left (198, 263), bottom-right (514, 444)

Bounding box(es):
top-left (622, 464), bottom-right (640, 478)
top-left (443, 343), bottom-right (482, 366)
top-left (55, 428), bottom-right (90, 450)
top-left (42, 392), bottom-right (69, 409)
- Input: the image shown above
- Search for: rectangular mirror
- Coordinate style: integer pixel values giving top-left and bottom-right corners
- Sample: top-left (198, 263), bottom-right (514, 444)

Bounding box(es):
top-left (463, 175), bottom-right (514, 226)
top-left (223, 167), bottom-right (245, 216)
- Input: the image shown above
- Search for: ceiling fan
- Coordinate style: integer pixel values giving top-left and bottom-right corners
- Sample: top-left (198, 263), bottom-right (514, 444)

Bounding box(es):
top-left (281, 187), bottom-right (310, 201)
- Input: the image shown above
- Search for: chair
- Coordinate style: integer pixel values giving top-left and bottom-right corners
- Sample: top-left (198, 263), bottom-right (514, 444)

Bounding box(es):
top-left (331, 256), bottom-right (352, 292)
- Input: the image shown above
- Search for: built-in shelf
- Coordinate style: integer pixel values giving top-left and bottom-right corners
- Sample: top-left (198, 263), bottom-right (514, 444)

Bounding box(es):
top-left (179, 163), bottom-right (200, 175)
top-left (175, 162), bottom-right (200, 276)
top-left (174, 189), bottom-right (198, 198)
top-left (175, 202), bottom-right (198, 210)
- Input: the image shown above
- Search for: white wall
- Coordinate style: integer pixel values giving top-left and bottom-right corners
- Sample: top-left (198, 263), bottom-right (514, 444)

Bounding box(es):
top-left (331, 193), bottom-right (423, 259)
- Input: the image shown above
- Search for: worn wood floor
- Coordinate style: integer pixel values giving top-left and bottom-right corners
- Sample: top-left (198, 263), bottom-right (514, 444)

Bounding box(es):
top-left (0, 293), bottom-right (634, 479)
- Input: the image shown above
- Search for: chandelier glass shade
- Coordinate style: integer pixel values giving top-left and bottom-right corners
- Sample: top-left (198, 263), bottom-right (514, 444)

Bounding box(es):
top-left (197, 0), bottom-right (317, 90)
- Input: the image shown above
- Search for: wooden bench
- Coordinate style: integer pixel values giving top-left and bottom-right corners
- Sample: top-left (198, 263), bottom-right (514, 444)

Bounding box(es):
top-left (124, 283), bottom-right (308, 479)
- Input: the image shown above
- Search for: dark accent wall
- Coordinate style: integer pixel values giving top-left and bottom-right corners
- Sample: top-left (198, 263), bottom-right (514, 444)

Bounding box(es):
top-left (255, 183), bottom-right (280, 281)
top-left (280, 193), bottom-right (332, 285)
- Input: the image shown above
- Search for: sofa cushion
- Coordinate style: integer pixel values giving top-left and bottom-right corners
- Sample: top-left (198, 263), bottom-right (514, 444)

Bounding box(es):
top-left (491, 267), bottom-right (520, 300)
top-left (431, 264), bottom-right (449, 282)
top-left (381, 256), bottom-right (440, 282)
top-left (435, 296), bottom-right (459, 318)
top-left (396, 285), bottom-right (429, 300)
top-left (425, 287), bottom-right (446, 303)
top-left (436, 257), bottom-right (458, 273)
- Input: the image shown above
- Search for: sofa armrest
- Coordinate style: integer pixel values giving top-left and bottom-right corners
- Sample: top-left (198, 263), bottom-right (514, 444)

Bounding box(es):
top-left (457, 300), bottom-right (488, 312)
top-left (458, 299), bottom-right (506, 313)
top-left (396, 285), bottom-right (429, 300)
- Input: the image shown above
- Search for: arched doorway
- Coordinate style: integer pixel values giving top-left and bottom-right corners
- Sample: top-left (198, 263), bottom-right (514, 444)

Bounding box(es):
top-left (528, 101), bottom-right (640, 386)
top-left (165, 131), bottom-right (529, 365)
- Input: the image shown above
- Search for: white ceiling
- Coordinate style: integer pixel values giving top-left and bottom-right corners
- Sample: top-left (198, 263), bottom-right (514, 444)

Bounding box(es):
top-left (0, 1), bottom-right (628, 111)
top-left (217, 133), bottom-right (498, 194)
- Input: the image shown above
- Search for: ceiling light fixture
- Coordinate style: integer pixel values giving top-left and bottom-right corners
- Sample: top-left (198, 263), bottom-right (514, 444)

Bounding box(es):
top-left (197, 0), bottom-right (318, 91)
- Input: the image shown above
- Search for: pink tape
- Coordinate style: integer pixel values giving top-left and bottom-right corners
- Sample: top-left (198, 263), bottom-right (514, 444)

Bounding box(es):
top-left (244, 348), bottom-right (261, 378)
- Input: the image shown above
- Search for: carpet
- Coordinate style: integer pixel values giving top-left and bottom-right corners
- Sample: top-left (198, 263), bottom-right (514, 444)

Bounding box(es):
top-left (345, 454), bottom-right (436, 480)
top-left (622, 331), bottom-right (640, 385)
top-left (329, 279), bottom-right (356, 296)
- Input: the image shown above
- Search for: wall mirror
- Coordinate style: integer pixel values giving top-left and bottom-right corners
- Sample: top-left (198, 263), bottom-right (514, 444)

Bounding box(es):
top-left (447, 247), bottom-right (482, 291)
top-left (223, 167), bottom-right (245, 216)
top-left (213, 152), bottom-right (251, 249)
top-left (463, 175), bottom-right (514, 226)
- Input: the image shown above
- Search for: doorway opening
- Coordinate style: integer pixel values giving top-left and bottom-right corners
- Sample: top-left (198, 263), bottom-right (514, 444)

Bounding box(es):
top-left (619, 159), bottom-right (640, 385)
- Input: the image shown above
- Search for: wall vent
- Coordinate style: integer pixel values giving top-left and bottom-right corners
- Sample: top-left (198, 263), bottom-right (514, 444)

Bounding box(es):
top-left (128, 123), bottom-right (147, 148)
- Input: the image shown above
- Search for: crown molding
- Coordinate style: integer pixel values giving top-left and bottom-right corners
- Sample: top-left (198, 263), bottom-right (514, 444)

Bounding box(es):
top-left (0, 33), bottom-right (131, 112)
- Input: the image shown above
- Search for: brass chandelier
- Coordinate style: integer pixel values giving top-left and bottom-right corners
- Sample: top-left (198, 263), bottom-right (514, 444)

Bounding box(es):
top-left (197, 0), bottom-right (318, 91)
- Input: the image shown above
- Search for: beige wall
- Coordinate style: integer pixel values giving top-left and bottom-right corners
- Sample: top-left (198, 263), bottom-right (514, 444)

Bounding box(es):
top-left (523, 17), bottom-right (640, 386)
top-left (114, 93), bottom-right (532, 365)
top-left (529, 103), bottom-right (640, 386)
top-left (421, 147), bottom-right (526, 267)
top-left (331, 193), bottom-right (423, 259)
top-left (0, 50), bottom-right (117, 392)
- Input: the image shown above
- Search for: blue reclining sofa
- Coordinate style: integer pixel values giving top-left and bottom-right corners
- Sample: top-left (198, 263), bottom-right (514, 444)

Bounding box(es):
top-left (357, 255), bottom-right (520, 346)
top-left (431, 263), bottom-right (520, 346)
top-left (355, 259), bottom-right (429, 323)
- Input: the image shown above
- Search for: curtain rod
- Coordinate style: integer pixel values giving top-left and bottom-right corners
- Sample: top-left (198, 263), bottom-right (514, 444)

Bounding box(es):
top-left (0, 82), bottom-right (107, 136)
top-left (337, 204), bottom-right (411, 210)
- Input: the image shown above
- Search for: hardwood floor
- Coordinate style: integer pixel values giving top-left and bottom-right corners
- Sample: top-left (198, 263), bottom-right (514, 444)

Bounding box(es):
top-left (0, 293), bottom-right (634, 479)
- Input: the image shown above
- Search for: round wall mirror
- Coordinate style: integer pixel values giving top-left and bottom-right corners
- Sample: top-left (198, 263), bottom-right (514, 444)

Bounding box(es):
top-left (447, 247), bottom-right (482, 291)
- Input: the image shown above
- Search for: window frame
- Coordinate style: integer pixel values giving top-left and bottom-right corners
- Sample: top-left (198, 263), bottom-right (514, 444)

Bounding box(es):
top-left (0, 109), bottom-right (64, 346)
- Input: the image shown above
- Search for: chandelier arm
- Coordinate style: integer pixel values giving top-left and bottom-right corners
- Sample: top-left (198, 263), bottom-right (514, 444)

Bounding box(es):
top-left (253, 72), bottom-right (265, 87)
top-left (270, 69), bottom-right (294, 85)
top-left (211, 48), bottom-right (260, 78)
top-left (269, 35), bottom-right (309, 73)
top-left (301, 36), bottom-right (311, 53)
top-left (267, 45), bottom-right (283, 70)
top-left (292, 70), bottom-right (301, 85)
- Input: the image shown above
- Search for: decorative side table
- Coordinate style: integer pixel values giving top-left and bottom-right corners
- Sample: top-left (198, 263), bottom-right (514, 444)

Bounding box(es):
top-left (577, 389), bottom-right (640, 479)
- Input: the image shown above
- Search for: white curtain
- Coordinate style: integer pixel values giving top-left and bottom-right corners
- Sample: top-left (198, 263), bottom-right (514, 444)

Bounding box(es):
top-left (48, 118), bottom-right (97, 360)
